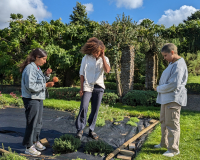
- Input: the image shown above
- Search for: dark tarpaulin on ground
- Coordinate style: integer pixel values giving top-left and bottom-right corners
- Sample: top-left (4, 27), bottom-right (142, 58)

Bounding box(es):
top-left (0, 107), bottom-right (151, 160)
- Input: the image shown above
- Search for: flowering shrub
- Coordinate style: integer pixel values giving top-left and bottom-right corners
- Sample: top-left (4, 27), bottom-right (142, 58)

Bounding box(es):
top-left (9, 92), bottom-right (24, 108)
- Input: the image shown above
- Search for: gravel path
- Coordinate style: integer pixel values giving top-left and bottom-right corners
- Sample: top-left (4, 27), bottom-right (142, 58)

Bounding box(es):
top-left (183, 94), bottom-right (200, 111)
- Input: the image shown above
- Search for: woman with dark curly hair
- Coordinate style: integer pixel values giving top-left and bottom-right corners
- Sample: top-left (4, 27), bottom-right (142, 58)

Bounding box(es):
top-left (75, 37), bottom-right (111, 139)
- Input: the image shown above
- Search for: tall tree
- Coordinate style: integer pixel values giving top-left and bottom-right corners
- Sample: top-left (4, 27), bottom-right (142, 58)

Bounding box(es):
top-left (69, 2), bottom-right (89, 25)
top-left (94, 13), bottom-right (138, 98)
top-left (139, 19), bottom-right (166, 90)
top-left (184, 10), bottom-right (200, 22)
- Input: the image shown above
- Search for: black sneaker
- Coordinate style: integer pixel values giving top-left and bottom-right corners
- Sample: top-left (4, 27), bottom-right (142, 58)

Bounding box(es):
top-left (88, 130), bottom-right (99, 140)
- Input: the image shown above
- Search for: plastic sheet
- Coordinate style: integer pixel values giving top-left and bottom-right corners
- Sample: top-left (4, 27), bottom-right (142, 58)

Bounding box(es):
top-left (0, 107), bottom-right (151, 160)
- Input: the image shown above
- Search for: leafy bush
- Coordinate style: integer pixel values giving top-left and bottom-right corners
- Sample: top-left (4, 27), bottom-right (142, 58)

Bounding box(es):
top-left (0, 92), bottom-right (9, 107)
top-left (126, 121), bottom-right (137, 126)
top-left (102, 92), bottom-right (119, 105)
top-left (52, 134), bottom-right (81, 153)
top-left (104, 82), bottom-right (117, 90)
top-left (9, 92), bottom-right (23, 108)
top-left (133, 83), bottom-right (145, 90)
top-left (48, 87), bottom-right (119, 105)
top-left (84, 140), bottom-right (114, 156)
top-left (0, 147), bottom-right (27, 160)
top-left (186, 83), bottom-right (200, 94)
top-left (181, 52), bottom-right (200, 76)
top-left (126, 117), bottom-right (140, 127)
top-left (114, 116), bottom-right (124, 122)
top-left (105, 73), bottom-right (116, 82)
top-left (122, 90), bottom-right (159, 106)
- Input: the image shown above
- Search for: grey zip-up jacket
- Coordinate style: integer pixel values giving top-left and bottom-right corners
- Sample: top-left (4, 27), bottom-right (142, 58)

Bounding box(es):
top-left (156, 58), bottom-right (188, 106)
top-left (21, 62), bottom-right (50, 100)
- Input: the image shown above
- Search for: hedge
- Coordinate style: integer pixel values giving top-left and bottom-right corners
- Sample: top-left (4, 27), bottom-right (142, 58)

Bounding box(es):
top-left (186, 83), bottom-right (200, 94)
top-left (48, 87), bottom-right (118, 105)
top-left (122, 90), bottom-right (159, 106)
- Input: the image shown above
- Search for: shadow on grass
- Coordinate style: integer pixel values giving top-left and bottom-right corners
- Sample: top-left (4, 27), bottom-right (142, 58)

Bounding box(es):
top-left (141, 144), bottom-right (166, 154)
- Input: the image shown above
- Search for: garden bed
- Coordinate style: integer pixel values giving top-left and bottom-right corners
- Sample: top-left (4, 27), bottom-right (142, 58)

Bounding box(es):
top-left (0, 106), bottom-right (154, 160)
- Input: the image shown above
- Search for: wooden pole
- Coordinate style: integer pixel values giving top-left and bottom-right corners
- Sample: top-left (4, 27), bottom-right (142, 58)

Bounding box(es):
top-left (106, 120), bottom-right (159, 160)
top-left (0, 148), bottom-right (10, 154)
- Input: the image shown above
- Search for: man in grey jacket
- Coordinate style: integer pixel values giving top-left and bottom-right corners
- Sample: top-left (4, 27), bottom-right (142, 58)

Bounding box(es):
top-left (155, 43), bottom-right (188, 157)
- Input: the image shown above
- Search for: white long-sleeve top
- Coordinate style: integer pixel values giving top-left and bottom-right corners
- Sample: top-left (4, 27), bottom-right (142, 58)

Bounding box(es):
top-left (156, 58), bottom-right (188, 106)
top-left (79, 54), bottom-right (110, 92)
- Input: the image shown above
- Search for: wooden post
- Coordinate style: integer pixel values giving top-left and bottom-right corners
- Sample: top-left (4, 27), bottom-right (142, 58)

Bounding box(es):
top-left (0, 148), bottom-right (9, 154)
top-left (117, 154), bottom-right (132, 160)
top-left (128, 143), bottom-right (136, 151)
top-left (106, 120), bottom-right (159, 160)
top-left (120, 149), bottom-right (134, 156)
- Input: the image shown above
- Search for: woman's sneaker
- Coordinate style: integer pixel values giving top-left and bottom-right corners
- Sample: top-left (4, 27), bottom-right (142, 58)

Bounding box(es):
top-left (25, 145), bottom-right (41, 156)
top-left (154, 144), bottom-right (162, 148)
top-left (35, 141), bottom-right (46, 151)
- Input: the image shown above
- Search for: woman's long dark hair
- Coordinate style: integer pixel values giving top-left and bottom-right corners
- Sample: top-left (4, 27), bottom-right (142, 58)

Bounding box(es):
top-left (20, 48), bottom-right (47, 73)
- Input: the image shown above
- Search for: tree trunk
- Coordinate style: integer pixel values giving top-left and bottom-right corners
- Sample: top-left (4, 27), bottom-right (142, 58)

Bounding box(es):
top-left (154, 54), bottom-right (159, 86)
top-left (63, 69), bottom-right (74, 87)
top-left (120, 45), bottom-right (135, 96)
top-left (145, 50), bottom-right (156, 90)
top-left (115, 63), bottom-right (122, 100)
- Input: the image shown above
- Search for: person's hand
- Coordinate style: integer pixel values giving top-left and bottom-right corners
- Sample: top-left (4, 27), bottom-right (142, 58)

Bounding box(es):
top-left (154, 87), bottom-right (157, 91)
top-left (46, 68), bottom-right (52, 76)
top-left (100, 50), bottom-right (105, 58)
top-left (46, 82), bottom-right (55, 87)
top-left (79, 90), bottom-right (84, 97)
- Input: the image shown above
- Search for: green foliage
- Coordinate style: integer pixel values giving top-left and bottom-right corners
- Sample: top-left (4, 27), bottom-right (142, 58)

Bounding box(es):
top-left (52, 134), bottom-right (81, 153)
top-left (104, 82), bottom-right (117, 90)
top-left (0, 146), bottom-right (27, 160)
top-left (0, 92), bottom-right (9, 107)
top-left (126, 121), bottom-right (137, 126)
top-left (69, 2), bottom-right (89, 25)
top-left (114, 116), bottom-right (124, 122)
top-left (84, 140), bottom-right (114, 156)
top-left (9, 92), bottom-right (23, 108)
top-left (129, 117), bottom-right (140, 122)
top-left (122, 90), bottom-right (159, 107)
top-left (126, 117), bottom-right (140, 126)
top-left (180, 52), bottom-right (200, 76)
top-left (184, 10), bottom-right (200, 22)
top-left (133, 83), bottom-right (145, 90)
top-left (102, 92), bottom-right (119, 105)
top-left (186, 83), bottom-right (200, 94)
top-left (48, 87), bottom-right (119, 105)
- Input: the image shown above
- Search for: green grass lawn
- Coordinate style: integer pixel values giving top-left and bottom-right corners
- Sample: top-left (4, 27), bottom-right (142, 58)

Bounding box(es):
top-left (1, 93), bottom-right (200, 159)
top-left (187, 76), bottom-right (200, 84)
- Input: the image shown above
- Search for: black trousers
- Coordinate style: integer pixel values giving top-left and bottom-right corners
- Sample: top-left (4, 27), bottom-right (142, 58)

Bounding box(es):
top-left (22, 98), bottom-right (43, 148)
top-left (75, 85), bottom-right (104, 132)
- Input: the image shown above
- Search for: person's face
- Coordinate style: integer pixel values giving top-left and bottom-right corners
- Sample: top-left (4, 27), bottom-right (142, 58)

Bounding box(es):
top-left (35, 56), bottom-right (47, 66)
top-left (92, 50), bottom-right (101, 58)
top-left (161, 51), bottom-right (174, 62)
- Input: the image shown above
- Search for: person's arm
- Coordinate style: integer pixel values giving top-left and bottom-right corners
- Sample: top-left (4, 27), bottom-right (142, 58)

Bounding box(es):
top-left (101, 51), bottom-right (111, 73)
top-left (79, 75), bottom-right (84, 97)
top-left (79, 57), bottom-right (85, 97)
top-left (157, 68), bottom-right (184, 93)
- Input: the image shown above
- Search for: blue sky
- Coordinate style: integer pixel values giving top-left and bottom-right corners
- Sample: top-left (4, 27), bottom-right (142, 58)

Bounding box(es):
top-left (0, 0), bottom-right (199, 29)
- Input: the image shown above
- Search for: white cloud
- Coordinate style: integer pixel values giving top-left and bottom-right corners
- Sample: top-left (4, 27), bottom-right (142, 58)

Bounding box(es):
top-left (0, 0), bottom-right (51, 29)
top-left (113, 0), bottom-right (143, 9)
top-left (83, 3), bottom-right (94, 15)
top-left (158, 5), bottom-right (198, 28)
